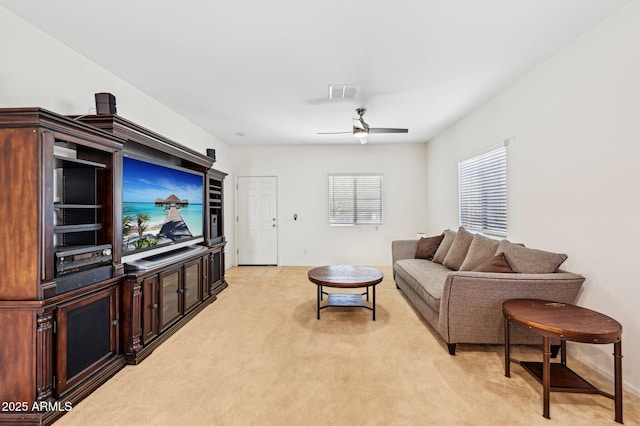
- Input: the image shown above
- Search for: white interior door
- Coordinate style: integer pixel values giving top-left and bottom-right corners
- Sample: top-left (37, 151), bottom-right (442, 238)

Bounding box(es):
top-left (237, 176), bottom-right (278, 265)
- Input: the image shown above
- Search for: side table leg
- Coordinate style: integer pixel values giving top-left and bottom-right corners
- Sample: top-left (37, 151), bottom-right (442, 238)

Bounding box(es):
top-left (543, 336), bottom-right (551, 419)
top-left (504, 315), bottom-right (511, 378)
top-left (614, 341), bottom-right (623, 424)
top-left (372, 285), bottom-right (376, 321)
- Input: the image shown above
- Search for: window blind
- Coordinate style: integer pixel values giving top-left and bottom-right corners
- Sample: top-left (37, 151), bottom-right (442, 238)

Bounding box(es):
top-left (459, 146), bottom-right (507, 236)
top-left (328, 174), bottom-right (383, 225)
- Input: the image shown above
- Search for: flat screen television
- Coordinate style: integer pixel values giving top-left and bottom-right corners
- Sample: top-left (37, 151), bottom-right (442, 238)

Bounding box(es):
top-left (121, 156), bottom-right (205, 263)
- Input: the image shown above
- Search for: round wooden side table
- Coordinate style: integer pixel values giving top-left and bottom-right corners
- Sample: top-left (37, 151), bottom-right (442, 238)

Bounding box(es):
top-left (503, 299), bottom-right (623, 423)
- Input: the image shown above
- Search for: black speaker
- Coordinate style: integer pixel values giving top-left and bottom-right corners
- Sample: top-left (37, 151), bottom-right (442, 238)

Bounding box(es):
top-left (210, 214), bottom-right (218, 239)
top-left (206, 148), bottom-right (216, 160)
top-left (66, 296), bottom-right (110, 379)
top-left (95, 92), bottom-right (117, 115)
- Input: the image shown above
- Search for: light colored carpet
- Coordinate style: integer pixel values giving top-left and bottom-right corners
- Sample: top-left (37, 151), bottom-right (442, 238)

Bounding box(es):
top-left (55, 266), bottom-right (639, 425)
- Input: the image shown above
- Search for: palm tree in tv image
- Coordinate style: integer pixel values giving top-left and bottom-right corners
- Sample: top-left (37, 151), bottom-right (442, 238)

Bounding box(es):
top-left (122, 208), bottom-right (159, 250)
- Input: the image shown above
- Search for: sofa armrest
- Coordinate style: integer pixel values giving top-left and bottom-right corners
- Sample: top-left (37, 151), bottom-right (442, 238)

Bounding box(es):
top-left (392, 239), bottom-right (418, 264)
top-left (438, 271), bottom-right (585, 344)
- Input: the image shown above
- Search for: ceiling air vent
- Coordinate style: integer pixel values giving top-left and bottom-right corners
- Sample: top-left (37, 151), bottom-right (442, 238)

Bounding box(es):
top-left (328, 84), bottom-right (359, 99)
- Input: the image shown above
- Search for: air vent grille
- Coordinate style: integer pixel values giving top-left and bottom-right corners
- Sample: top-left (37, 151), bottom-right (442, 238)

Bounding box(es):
top-left (328, 84), bottom-right (359, 99)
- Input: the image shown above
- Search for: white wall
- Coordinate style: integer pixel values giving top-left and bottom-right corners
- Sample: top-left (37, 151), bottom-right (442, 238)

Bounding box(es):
top-left (231, 143), bottom-right (428, 266)
top-left (425, 1), bottom-right (640, 394)
top-left (0, 7), bottom-right (235, 265)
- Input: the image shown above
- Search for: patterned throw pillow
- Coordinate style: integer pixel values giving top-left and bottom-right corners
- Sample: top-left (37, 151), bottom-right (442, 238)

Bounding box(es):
top-left (432, 229), bottom-right (457, 264)
top-left (496, 240), bottom-right (567, 273)
top-left (442, 227), bottom-right (474, 270)
top-left (459, 234), bottom-right (500, 271)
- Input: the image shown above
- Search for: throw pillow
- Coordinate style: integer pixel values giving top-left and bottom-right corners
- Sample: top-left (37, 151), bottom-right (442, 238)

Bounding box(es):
top-left (432, 229), bottom-right (457, 264)
top-left (459, 234), bottom-right (500, 271)
top-left (496, 240), bottom-right (568, 273)
top-left (415, 234), bottom-right (445, 260)
top-left (442, 227), bottom-right (474, 270)
top-left (473, 252), bottom-right (514, 273)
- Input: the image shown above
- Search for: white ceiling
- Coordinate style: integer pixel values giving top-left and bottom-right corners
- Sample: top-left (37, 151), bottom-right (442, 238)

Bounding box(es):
top-left (0, 0), bottom-right (627, 145)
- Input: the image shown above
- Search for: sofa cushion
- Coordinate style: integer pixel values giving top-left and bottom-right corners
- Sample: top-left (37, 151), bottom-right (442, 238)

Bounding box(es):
top-left (473, 252), bottom-right (514, 273)
top-left (496, 240), bottom-right (568, 273)
top-left (415, 234), bottom-right (444, 260)
top-left (432, 229), bottom-right (456, 264)
top-left (394, 259), bottom-right (450, 312)
top-left (459, 234), bottom-right (500, 271)
top-left (443, 227), bottom-right (474, 270)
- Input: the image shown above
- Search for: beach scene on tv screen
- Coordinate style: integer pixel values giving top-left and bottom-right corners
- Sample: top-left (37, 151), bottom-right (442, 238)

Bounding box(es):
top-left (122, 157), bottom-right (203, 253)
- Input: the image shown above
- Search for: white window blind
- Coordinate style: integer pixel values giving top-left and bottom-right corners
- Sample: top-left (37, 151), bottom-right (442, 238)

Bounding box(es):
top-left (459, 146), bottom-right (507, 236)
top-left (329, 174), bottom-right (383, 225)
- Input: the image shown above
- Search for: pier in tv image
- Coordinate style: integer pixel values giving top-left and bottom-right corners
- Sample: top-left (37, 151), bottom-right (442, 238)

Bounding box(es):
top-left (122, 157), bottom-right (204, 256)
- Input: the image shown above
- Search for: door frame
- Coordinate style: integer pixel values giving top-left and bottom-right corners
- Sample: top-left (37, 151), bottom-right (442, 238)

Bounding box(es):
top-left (234, 175), bottom-right (279, 266)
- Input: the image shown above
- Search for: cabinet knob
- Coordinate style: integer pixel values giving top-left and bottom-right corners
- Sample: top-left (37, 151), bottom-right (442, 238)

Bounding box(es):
top-left (152, 303), bottom-right (158, 309)
top-left (112, 320), bottom-right (118, 326)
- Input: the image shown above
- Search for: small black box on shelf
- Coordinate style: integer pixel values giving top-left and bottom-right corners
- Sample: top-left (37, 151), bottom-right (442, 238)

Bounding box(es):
top-left (95, 92), bottom-right (117, 114)
top-left (211, 214), bottom-right (218, 238)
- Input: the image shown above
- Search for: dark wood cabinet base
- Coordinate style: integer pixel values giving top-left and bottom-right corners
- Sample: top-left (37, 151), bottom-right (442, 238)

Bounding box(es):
top-left (125, 294), bottom-right (216, 365)
top-left (0, 355), bottom-right (125, 426)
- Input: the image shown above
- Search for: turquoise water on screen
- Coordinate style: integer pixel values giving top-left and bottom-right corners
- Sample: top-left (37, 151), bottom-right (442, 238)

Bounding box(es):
top-left (123, 202), bottom-right (203, 236)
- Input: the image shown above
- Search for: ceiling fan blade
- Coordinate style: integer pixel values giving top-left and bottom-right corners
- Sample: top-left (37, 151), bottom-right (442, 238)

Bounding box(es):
top-left (316, 131), bottom-right (352, 135)
top-left (368, 127), bottom-right (409, 134)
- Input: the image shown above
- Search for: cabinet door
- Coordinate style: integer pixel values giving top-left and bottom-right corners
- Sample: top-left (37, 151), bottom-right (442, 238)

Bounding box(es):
top-left (211, 248), bottom-right (222, 286)
top-left (141, 276), bottom-right (159, 344)
top-left (159, 268), bottom-right (181, 331)
top-left (183, 258), bottom-right (202, 313)
top-left (55, 286), bottom-right (118, 396)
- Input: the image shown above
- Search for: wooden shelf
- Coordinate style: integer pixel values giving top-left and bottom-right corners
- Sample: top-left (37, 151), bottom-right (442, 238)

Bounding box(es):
top-left (520, 362), bottom-right (599, 394)
top-left (55, 203), bottom-right (103, 209)
top-left (54, 155), bottom-right (106, 168)
top-left (54, 223), bottom-right (103, 233)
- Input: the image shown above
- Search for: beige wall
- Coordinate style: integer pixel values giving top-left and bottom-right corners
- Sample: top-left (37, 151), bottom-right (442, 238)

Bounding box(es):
top-left (231, 143), bottom-right (428, 266)
top-left (425, 1), bottom-right (640, 394)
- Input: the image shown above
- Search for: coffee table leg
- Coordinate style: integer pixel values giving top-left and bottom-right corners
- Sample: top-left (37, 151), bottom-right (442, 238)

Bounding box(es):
top-left (372, 285), bottom-right (376, 321)
top-left (316, 285), bottom-right (321, 320)
top-left (543, 336), bottom-right (551, 419)
top-left (614, 341), bottom-right (623, 423)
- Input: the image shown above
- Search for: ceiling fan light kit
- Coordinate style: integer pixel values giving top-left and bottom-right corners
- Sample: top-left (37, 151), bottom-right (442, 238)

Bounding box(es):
top-left (353, 127), bottom-right (368, 144)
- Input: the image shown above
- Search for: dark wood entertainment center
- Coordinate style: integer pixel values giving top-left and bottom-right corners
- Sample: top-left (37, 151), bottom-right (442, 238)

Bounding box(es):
top-left (0, 106), bottom-right (227, 424)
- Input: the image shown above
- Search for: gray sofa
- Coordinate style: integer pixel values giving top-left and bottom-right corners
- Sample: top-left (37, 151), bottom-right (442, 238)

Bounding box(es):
top-left (392, 228), bottom-right (585, 355)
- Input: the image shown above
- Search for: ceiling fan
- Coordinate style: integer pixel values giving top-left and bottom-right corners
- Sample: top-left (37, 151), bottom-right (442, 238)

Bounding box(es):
top-left (317, 108), bottom-right (408, 144)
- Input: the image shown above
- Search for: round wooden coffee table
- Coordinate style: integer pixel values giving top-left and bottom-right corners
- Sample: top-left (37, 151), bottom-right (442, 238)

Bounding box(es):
top-left (503, 299), bottom-right (623, 423)
top-left (307, 265), bottom-right (383, 320)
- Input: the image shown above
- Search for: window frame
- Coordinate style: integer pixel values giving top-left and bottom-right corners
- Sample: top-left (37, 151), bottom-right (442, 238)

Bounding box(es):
top-left (458, 144), bottom-right (507, 236)
top-left (328, 173), bottom-right (384, 226)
